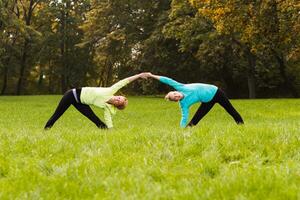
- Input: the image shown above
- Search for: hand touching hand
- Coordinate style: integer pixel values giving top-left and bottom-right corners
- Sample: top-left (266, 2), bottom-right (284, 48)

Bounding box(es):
top-left (144, 72), bottom-right (160, 80)
top-left (139, 72), bottom-right (152, 79)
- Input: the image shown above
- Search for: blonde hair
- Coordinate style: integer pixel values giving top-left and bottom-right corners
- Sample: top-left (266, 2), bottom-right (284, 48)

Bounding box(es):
top-left (164, 91), bottom-right (181, 102)
top-left (165, 92), bottom-right (172, 100)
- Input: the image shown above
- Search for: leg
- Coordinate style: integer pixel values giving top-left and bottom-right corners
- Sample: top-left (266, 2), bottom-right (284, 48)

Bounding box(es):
top-left (188, 101), bottom-right (215, 127)
top-left (216, 90), bottom-right (244, 124)
top-left (72, 103), bottom-right (107, 129)
top-left (44, 90), bottom-right (75, 129)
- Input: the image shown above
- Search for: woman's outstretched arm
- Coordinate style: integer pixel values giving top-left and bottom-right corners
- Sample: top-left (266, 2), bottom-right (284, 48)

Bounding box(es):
top-left (146, 73), bottom-right (161, 80)
top-left (146, 73), bottom-right (184, 90)
top-left (110, 73), bottom-right (148, 93)
top-left (126, 73), bottom-right (149, 82)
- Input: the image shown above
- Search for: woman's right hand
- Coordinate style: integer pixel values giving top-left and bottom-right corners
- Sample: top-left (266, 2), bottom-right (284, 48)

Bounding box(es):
top-left (143, 72), bottom-right (160, 80)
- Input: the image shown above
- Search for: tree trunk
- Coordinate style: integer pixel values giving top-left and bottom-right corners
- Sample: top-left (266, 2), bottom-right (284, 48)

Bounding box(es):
top-left (1, 52), bottom-right (13, 95)
top-left (38, 69), bottom-right (43, 89)
top-left (61, 74), bottom-right (67, 93)
top-left (220, 45), bottom-right (236, 97)
top-left (232, 38), bottom-right (256, 98)
top-left (48, 60), bottom-right (54, 94)
top-left (105, 62), bottom-right (113, 87)
top-left (16, 0), bottom-right (35, 95)
top-left (60, 39), bottom-right (67, 93)
top-left (16, 39), bottom-right (29, 95)
top-left (1, 66), bottom-right (8, 95)
top-left (60, 8), bottom-right (66, 93)
top-left (273, 51), bottom-right (298, 97)
top-left (59, 3), bottom-right (71, 94)
top-left (246, 49), bottom-right (256, 99)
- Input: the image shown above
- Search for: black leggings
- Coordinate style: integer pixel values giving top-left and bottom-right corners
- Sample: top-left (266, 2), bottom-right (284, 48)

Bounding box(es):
top-left (188, 89), bottom-right (244, 126)
top-left (44, 89), bottom-right (107, 129)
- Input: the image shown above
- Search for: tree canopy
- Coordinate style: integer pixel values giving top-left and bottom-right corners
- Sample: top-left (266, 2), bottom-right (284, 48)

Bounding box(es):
top-left (1, 0), bottom-right (299, 97)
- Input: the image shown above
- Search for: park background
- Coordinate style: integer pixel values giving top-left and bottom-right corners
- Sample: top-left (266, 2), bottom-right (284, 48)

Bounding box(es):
top-left (0, 0), bottom-right (300, 199)
top-left (0, 0), bottom-right (299, 98)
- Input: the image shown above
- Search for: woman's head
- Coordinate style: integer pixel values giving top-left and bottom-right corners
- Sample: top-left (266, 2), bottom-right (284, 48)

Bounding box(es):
top-left (165, 91), bottom-right (184, 102)
top-left (110, 96), bottom-right (128, 110)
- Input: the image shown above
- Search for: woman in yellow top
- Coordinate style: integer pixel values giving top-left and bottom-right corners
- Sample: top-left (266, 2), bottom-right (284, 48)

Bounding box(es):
top-left (44, 73), bottom-right (148, 129)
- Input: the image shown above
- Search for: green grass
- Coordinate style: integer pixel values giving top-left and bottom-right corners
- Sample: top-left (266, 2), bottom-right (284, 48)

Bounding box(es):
top-left (0, 96), bottom-right (299, 199)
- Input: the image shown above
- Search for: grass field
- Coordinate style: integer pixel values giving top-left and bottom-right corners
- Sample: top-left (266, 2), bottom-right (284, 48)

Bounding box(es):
top-left (0, 96), bottom-right (299, 199)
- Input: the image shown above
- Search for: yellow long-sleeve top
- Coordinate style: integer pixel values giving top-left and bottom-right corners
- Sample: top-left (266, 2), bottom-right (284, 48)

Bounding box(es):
top-left (80, 78), bottom-right (130, 128)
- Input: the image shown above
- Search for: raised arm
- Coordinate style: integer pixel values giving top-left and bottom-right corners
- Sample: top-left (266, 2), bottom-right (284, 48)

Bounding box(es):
top-left (147, 73), bottom-right (161, 80)
top-left (146, 73), bottom-right (184, 91)
top-left (126, 73), bottom-right (148, 82)
top-left (110, 73), bottom-right (148, 93)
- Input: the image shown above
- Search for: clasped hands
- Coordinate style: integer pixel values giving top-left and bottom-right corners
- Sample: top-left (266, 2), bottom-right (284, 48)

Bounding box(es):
top-left (138, 72), bottom-right (153, 79)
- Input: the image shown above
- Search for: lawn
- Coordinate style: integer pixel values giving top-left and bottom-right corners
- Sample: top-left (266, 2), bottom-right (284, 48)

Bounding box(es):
top-left (0, 96), bottom-right (299, 199)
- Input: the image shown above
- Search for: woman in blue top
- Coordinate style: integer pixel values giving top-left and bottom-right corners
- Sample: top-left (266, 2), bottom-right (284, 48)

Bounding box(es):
top-left (146, 73), bottom-right (244, 127)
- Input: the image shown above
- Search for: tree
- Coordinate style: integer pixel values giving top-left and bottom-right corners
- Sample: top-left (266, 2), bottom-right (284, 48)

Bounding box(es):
top-left (0, 0), bottom-right (23, 95)
top-left (15, 0), bottom-right (45, 95)
top-left (189, 0), bottom-right (300, 98)
top-left (46, 0), bottom-right (92, 93)
top-left (162, 0), bottom-right (246, 96)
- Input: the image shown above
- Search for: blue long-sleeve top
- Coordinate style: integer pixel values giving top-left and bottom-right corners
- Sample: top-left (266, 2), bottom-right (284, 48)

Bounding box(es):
top-left (159, 76), bottom-right (218, 127)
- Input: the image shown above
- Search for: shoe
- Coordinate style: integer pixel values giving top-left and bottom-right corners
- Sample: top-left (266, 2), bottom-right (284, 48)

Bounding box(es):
top-left (44, 126), bottom-right (52, 130)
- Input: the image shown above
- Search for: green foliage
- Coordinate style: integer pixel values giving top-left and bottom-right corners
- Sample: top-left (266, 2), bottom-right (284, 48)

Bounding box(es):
top-left (0, 0), bottom-right (299, 97)
top-left (0, 0), bottom-right (93, 94)
top-left (187, 0), bottom-right (300, 97)
top-left (36, 0), bottom-right (93, 93)
top-left (0, 96), bottom-right (299, 198)
top-left (81, 0), bottom-right (173, 87)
